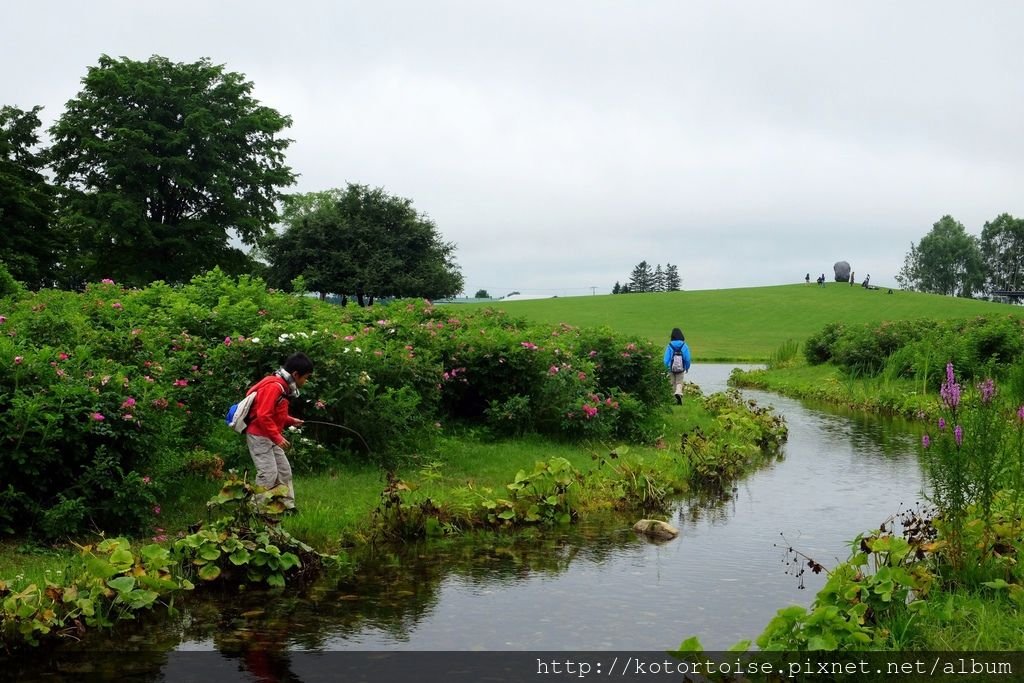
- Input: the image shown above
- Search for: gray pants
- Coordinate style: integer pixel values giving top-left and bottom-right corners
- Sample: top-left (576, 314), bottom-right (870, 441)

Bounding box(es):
top-left (670, 371), bottom-right (686, 397)
top-left (246, 434), bottom-right (295, 508)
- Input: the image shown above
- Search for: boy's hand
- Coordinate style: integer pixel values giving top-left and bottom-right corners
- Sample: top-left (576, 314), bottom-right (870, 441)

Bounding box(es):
top-left (293, 419), bottom-right (304, 427)
top-left (280, 438), bottom-right (292, 450)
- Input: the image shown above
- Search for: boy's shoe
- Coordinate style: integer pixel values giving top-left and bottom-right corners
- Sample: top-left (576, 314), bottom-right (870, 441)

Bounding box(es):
top-left (675, 394), bottom-right (682, 405)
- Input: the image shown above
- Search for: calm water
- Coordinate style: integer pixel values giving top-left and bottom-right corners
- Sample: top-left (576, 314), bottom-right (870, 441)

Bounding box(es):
top-left (11, 365), bottom-right (927, 673)
top-left (170, 365), bottom-right (924, 652)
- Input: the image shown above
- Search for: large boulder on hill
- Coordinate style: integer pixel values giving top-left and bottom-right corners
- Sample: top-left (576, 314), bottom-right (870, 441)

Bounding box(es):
top-left (833, 261), bottom-right (851, 282)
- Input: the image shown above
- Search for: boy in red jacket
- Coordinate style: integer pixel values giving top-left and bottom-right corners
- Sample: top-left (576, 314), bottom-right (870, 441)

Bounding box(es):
top-left (245, 352), bottom-right (313, 513)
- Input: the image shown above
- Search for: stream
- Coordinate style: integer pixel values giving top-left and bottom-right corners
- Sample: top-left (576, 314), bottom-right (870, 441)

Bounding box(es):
top-left (7, 365), bottom-right (927, 679)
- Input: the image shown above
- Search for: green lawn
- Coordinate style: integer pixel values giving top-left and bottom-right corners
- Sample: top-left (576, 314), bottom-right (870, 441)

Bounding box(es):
top-left (457, 285), bottom-right (1023, 361)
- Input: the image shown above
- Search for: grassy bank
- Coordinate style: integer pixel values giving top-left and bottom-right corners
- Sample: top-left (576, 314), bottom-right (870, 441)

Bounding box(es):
top-left (458, 285), bottom-right (1022, 361)
top-left (1, 388), bottom-right (785, 612)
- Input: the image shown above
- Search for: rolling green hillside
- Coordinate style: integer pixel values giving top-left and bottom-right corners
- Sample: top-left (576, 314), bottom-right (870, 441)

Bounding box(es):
top-left (456, 285), bottom-right (1024, 361)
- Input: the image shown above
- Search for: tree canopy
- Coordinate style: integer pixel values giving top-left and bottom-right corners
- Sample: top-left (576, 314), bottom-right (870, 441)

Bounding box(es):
top-left (980, 213), bottom-right (1024, 293)
top-left (896, 215), bottom-right (984, 297)
top-left (0, 105), bottom-right (56, 287)
top-left (47, 55), bottom-right (295, 286)
top-left (268, 184), bottom-right (463, 305)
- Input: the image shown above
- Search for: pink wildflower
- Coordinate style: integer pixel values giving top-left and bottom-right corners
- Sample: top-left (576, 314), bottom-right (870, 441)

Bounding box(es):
top-left (111, 302), bottom-right (123, 310)
top-left (578, 372), bottom-right (587, 381)
top-left (14, 356), bottom-right (23, 365)
top-left (258, 309), bottom-right (267, 316)
top-left (588, 350), bottom-right (598, 358)
top-left (315, 400), bottom-right (326, 410)
top-left (938, 418), bottom-right (946, 431)
top-left (1018, 405), bottom-right (1024, 422)
top-left (122, 414), bottom-right (133, 420)
top-left (549, 365), bottom-right (559, 375)
top-left (172, 379), bottom-right (189, 387)
top-left (58, 352), bottom-right (69, 361)
top-left (131, 328), bottom-right (142, 336)
top-left (223, 336), bottom-right (232, 346)
top-left (91, 412), bottom-right (105, 421)
top-left (0, 316), bottom-right (6, 324)
top-left (954, 425), bottom-right (963, 447)
top-left (101, 278), bottom-right (115, 284)
top-left (922, 434), bottom-right (931, 448)
top-left (153, 506), bottom-right (161, 515)
top-left (142, 476), bottom-right (151, 484)
top-left (344, 335), bottom-right (356, 341)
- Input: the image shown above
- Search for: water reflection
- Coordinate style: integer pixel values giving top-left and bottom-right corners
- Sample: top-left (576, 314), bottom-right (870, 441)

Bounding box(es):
top-left (10, 364), bottom-right (928, 667)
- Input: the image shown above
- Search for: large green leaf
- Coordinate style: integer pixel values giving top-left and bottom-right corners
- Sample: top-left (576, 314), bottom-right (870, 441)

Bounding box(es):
top-left (198, 564), bottom-right (222, 581)
top-left (107, 576), bottom-right (136, 594)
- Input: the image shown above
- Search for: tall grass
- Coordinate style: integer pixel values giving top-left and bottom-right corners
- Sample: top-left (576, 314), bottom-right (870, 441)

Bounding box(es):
top-left (766, 339), bottom-right (800, 370)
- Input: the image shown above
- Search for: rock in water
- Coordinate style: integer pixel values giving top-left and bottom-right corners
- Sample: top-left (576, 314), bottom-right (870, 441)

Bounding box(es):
top-left (833, 261), bottom-right (851, 282)
top-left (632, 519), bottom-right (679, 540)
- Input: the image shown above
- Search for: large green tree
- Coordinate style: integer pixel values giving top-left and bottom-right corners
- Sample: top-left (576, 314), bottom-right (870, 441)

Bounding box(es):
top-left (896, 215), bottom-right (984, 297)
top-left (980, 213), bottom-right (1024, 293)
top-left (48, 55), bottom-right (295, 286)
top-left (269, 184), bottom-right (463, 306)
top-left (0, 105), bottom-right (56, 287)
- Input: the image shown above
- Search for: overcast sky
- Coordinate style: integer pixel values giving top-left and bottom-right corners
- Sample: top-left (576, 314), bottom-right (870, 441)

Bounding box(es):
top-left (6, 1), bottom-right (1023, 296)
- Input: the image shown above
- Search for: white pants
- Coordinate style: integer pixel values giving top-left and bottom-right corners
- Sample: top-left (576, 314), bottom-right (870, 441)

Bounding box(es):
top-left (670, 371), bottom-right (686, 396)
top-left (246, 434), bottom-right (295, 508)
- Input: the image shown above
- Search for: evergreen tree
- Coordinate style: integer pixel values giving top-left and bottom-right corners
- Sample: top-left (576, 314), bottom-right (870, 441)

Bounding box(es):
top-left (652, 264), bottom-right (665, 292)
top-left (612, 281), bottom-right (621, 294)
top-left (629, 260), bottom-right (653, 292)
top-left (664, 263), bottom-right (681, 291)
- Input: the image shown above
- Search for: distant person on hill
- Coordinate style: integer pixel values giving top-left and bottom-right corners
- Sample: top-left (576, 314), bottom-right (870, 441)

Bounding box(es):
top-left (849, 271), bottom-right (855, 286)
top-left (805, 273), bottom-right (810, 284)
top-left (816, 274), bottom-right (825, 286)
top-left (862, 274), bottom-right (871, 288)
top-left (663, 328), bottom-right (692, 406)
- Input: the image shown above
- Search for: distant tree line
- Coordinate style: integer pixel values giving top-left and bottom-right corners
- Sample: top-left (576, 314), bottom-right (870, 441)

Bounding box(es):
top-left (897, 214), bottom-right (1024, 299)
top-left (0, 54), bottom-right (462, 304)
top-left (612, 261), bottom-right (681, 294)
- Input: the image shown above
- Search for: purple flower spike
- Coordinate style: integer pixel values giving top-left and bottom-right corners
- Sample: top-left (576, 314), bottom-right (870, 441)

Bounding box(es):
top-left (979, 378), bottom-right (996, 405)
top-left (1018, 405), bottom-right (1024, 422)
top-left (954, 424), bottom-right (963, 447)
top-left (938, 417), bottom-right (946, 430)
top-left (922, 434), bottom-right (931, 449)
top-left (940, 363), bottom-right (961, 410)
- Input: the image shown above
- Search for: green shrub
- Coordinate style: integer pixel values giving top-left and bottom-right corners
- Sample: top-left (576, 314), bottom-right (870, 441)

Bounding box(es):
top-left (803, 321), bottom-right (845, 365)
top-left (0, 272), bottom-right (669, 536)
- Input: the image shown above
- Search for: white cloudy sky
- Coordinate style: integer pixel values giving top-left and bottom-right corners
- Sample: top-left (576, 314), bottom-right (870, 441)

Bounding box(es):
top-left (5, 1), bottom-right (1023, 296)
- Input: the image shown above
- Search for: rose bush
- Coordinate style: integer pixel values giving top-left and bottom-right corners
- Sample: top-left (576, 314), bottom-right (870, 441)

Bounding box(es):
top-left (0, 269), bottom-right (666, 537)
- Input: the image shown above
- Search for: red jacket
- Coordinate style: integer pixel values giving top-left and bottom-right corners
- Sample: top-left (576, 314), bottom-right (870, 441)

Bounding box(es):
top-left (245, 375), bottom-right (300, 446)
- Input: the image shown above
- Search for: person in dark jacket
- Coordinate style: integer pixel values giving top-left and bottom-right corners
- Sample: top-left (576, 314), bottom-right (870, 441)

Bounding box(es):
top-left (663, 328), bottom-right (692, 405)
top-left (245, 352), bottom-right (313, 513)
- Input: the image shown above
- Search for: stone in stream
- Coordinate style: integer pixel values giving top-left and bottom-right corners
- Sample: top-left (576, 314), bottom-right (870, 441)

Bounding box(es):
top-left (632, 519), bottom-right (679, 540)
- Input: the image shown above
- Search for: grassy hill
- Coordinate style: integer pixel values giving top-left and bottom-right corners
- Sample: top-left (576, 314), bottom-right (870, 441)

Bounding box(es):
top-left (455, 285), bottom-right (1024, 361)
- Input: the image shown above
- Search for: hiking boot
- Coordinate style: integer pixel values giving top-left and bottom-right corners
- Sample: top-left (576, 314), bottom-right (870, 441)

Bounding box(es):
top-left (675, 394), bottom-right (682, 406)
